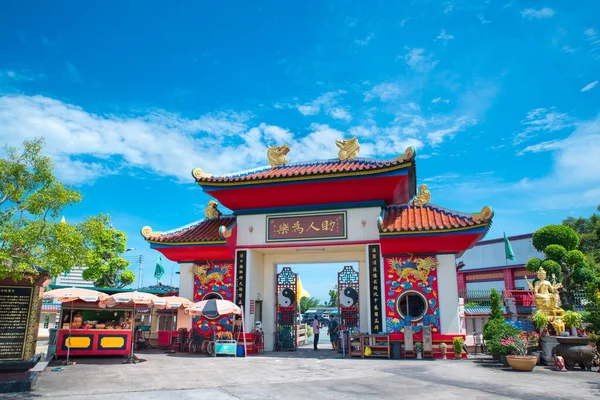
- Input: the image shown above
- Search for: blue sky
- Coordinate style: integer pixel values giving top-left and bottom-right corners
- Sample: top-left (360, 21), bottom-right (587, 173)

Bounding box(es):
top-left (1, 1), bottom-right (599, 300)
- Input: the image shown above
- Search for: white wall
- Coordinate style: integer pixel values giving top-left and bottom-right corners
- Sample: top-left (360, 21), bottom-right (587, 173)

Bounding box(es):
top-left (177, 262), bottom-right (194, 329)
top-left (236, 207), bottom-right (382, 247)
top-left (248, 251), bottom-right (265, 329)
top-left (458, 236), bottom-right (542, 270)
top-left (514, 279), bottom-right (528, 290)
top-left (436, 254), bottom-right (460, 334)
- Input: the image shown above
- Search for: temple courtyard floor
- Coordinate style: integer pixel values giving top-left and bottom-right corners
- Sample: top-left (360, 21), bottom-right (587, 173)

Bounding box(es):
top-left (5, 350), bottom-right (599, 400)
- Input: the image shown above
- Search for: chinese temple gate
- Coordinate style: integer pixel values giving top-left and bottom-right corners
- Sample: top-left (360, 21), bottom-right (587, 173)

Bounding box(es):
top-left (142, 142), bottom-right (493, 353)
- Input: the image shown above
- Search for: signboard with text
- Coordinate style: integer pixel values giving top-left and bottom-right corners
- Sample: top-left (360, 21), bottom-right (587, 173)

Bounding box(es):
top-left (266, 211), bottom-right (347, 243)
top-left (0, 286), bottom-right (34, 360)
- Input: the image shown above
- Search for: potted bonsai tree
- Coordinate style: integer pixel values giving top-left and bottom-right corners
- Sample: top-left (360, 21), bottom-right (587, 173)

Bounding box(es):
top-left (453, 337), bottom-right (464, 359)
top-left (414, 342), bottom-right (423, 359)
top-left (563, 310), bottom-right (583, 336)
top-left (505, 333), bottom-right (539, 371)
top-left (439, 342), bottom-right (447, 359)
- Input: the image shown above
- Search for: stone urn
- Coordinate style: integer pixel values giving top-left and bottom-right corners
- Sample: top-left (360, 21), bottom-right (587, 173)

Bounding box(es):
top-left (506, 356), bottom-right (537, 371)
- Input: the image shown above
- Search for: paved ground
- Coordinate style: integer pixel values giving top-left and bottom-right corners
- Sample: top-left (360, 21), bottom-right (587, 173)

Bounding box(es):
top-left (4, 350), bottom-right (599, 399)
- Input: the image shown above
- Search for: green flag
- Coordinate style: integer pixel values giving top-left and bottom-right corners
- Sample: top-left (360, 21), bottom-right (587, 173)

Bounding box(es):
top-left (504, 232), bottom-right (515, 261)
top-left (154, 256), bottom-right (165, 280)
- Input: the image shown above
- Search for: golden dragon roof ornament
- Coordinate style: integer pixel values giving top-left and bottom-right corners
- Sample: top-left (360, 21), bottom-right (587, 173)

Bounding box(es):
top-left (205, 200), bottom-right (222, 220)
top-left (336, 137), bottom-right (360, 161)
top-left (412, 184), bottom-right (431, 207)
top-left (267, 144), bottom-right (290, 168)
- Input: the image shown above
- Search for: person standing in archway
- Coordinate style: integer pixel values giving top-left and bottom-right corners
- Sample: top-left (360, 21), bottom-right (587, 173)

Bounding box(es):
top-left (312, 316), bottom-right (320, 351)
top-left (328, 314), bottom-right (339, 351)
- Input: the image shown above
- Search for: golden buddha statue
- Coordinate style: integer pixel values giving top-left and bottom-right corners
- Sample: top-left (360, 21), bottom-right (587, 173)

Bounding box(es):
top-left (525, 267), bottom-right (566, 334)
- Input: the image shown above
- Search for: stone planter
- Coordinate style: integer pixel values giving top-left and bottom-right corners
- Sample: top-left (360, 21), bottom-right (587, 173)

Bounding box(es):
top-left (506, 356), bottom-right (537, 371)
top-left (499, 354), bottom-right (510, 368)
top-left (540, 336), bottom-right (559, 365)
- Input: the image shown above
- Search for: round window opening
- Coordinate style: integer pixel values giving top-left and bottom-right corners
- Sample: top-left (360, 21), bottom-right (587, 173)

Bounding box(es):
top-left (396, 291), bottom-right (428, 321)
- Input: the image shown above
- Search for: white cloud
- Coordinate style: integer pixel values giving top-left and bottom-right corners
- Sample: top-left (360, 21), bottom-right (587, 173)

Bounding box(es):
top-left (584, 28), bottom-right (600, 45)
top-left (561, 45), bottom-right (577, 54)
top-left (403, 47), bottom-right (438, 73)
top-left (364, 83), bottom-right (402, 102)
top-left (513, 107), bottom-right (573, 144)
top-left (295, 91), bottom-right (351, 121)
top-left (64, 62), bottom-right (83, 84)
top-left (431, 97), bottom-right (450, 104)
top-left (354, 33), bottom-right (374, 46)
top-left (478, 14), bottom-right (491, 24)
top-left (443, 3), bottom-right (454, 14)
top-left (0, 69), bottom-right (45, 82)
top-left (426, 116), bottom-right (477, 145)
top-left (436, 29), bottom-right (454, 42)
top-left (521, 7), bottom-right (555, 19)
top-left (581, 80), bottom-right (598, 92)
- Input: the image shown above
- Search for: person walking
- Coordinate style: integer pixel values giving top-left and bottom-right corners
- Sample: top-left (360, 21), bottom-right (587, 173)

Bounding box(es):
top-left (328, 314), bottom-right (339, 351)
top-left (312, 315), bottom-right (320, 351)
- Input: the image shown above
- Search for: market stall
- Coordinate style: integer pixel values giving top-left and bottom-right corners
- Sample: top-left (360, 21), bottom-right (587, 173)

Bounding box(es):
top-left (55, 307), bottom-right (133, 357)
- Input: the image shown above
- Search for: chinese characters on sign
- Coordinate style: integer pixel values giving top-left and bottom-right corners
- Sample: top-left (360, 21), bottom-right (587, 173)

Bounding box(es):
top-left (367, 245), bottom-right (382, 334)
top-left (235, 251), bottom-right (247, 309)
top-left (267, 212), bottom-right (347, 242)
top-left (0, 286), bottom-right (33, 361)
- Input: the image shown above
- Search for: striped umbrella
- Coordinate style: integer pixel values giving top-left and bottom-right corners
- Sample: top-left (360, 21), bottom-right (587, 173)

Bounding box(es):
top-left (185, 299), bottom-right (241, 317)
top-left (100, 291), bottom-right (167, 363)
top-left (43, 288), bottom-right (108, 365)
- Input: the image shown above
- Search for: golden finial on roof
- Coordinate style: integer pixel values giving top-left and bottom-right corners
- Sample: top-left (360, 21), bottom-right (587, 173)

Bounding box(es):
top-left (396, 146), bottom-right (416, 163)
top-left (267, 144), bottom-right (290, 168)
top-left (470, 206), bottom-right (494, 221)
top-left (191, 167), bottom-right (212, 181)
top-left (60, 216), bottom-right (66, 224)
top-left (336, 137), bottom-right (360, 161)
top-left (412, 184), bottom-right (431, 207)
top-left (205, 200), bottom-right (222, 220)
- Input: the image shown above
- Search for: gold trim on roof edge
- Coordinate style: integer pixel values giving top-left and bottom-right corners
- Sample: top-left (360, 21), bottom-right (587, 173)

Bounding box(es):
top-left (470, 206), bottom-right (494, 221)
top-left (141, 226), bottom-right (162, 239)
top-left (192, 167), bottom-right (212, 180)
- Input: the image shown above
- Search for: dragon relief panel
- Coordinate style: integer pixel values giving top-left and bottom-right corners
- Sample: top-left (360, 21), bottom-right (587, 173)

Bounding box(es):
top-left (192, 261), bottom-right (235, 333)
top-left (384, 255), bottom-right (440, 334)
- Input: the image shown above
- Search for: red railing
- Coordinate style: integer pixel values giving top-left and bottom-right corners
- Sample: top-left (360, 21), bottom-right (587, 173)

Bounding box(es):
top-left (504, 289), bottom-right (533, 306)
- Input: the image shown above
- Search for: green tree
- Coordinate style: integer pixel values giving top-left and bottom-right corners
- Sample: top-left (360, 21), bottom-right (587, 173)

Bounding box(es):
top-left (299, 296), bottom-right (320, 314)
top-left (526, 224), bottom-right (600, 306)
top-left (489, 288), bottom-right (504, 321)
top-left (0, 138), bottom-right (133, 286)
top-left (326, 285), bottom-right (339, 307)
top-left (563, 206), bottom-right (600, 265)
top-left (80, 214), bottom-right (134, 288)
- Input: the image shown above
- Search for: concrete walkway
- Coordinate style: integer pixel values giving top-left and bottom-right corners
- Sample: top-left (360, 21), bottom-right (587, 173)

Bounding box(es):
top-left (5, 352), bottom-right (599, 399)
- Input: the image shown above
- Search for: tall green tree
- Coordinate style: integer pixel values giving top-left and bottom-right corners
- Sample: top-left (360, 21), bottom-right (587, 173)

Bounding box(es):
top-left (526, 224), bottom-right (600, 306)
top-left (0, 138), bottom-right (133, 287)
top-left (563, 206), bottom-right (600, 265)
top-left (299, 296), bottom-right (320, 314)
top-left (327, 284), bottom-right (338, 307)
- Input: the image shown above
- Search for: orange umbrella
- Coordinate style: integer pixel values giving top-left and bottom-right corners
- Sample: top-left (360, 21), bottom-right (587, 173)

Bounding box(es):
top-left (43, 287), bottom-right (108, 303)
top-left (43, 287), bottom-right (108, 365)
top-left (99, 291), bottom-right (166, 308)
top-left (100, 291), bottom-right (167, 363)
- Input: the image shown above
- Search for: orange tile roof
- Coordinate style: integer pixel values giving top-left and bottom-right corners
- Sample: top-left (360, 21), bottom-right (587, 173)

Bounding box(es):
top-left (193, 156), bottom-right (414, 185)
top-left (146, 215), bottom-right (236, 243)
top-left (379, 203), bottom-right (489, 233)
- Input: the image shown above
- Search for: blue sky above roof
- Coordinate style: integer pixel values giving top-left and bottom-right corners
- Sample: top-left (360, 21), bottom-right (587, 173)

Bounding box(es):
top-left (0, 1), bottom-right (598, 296)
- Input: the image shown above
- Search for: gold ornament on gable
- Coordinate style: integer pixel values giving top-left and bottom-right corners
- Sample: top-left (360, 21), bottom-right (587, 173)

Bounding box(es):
top-left (205, 200), bottom-right (222, 220)
top-left (336, 137), bottom-right (360, 161)
top-left (267, 144), bottom-right (291, 167)
top-left (412, 184), bottom-right (431, 207)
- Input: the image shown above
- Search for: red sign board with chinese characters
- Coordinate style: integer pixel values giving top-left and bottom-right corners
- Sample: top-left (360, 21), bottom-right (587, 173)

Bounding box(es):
top-left (250, 300), bottom-right (255, 315)
top-left (266, 211), bottom-right (347, 242)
